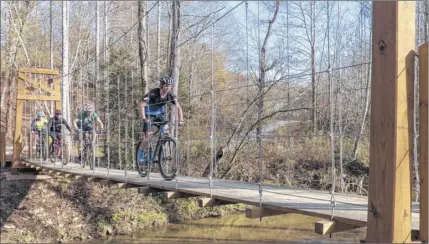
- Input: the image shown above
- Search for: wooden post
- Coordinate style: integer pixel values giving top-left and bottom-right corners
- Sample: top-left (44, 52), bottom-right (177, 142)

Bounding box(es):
top-left (366, 2), bottom-right (415, 243)
top-left (419, 42), bottom-right (428, 243)
top-left (0, 131), bottom-right (5, 167)
top-left (12, 100), bottom-right (24, 168)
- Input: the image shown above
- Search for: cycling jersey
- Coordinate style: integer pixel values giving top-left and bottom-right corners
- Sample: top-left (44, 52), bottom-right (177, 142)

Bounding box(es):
top-left (142, 88), bottom-right (177, 115)
top-left (47, 117), bottom-right (72, 133)
top-left (31, 118), bottom-right (48, 131)
top-left (76, 111), bottom-right (99, 128)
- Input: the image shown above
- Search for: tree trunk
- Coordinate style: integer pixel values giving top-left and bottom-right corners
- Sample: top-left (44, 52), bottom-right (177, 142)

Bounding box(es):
top-left (311, 1), bottom-right (317, 134)
top-left (351, 29), bottom-right (372, 160)
top-left (202, 1), bottom-right (280, 178)
top-left (138, 0), bottom-right (148, 94)
top-left (156, 1), bottom-right (161, 77)
top-left (168, 1), bottom-right (181, 135)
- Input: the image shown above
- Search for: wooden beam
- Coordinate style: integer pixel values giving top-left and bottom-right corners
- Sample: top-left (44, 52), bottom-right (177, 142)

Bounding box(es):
top-left (419, 42), bottom-right (428, 243)
top-left (74, 175), bottom-right (83, 180)
top-left (18, 68), bottom-right (59, 75)
top-left (12, 100), bottom-right (24, 168)
top-left (367, 2), bottom-right (415, 243)
top-left (18, 73), bottom-right (57, 95)
top-left (197, 198), bottom-right (235, 208)
top-left (138, 187), bottom-right (168, 195)
top-left (17, 94), bottom-right (61, 101)
top-left (85, 176), bottom-right (99, 182)
top-left (315, 220), bottom-right (359, 235)
top-left (245, 207), bottom-right (287, 219)
top-left (161, 191), bottom-right (199, 200)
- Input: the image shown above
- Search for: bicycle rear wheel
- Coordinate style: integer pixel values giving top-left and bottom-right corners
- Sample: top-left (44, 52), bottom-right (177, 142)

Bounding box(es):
top-left (86, 143), bottom-right (94, 170)
top-left (135, 141), bottom-right (151, 177)
top-left (158, 136), bottom-right (178, 181)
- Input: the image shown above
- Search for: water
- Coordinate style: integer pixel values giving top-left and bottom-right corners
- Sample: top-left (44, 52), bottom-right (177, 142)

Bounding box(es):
top-left (101, 213), bottom-right (365, 243)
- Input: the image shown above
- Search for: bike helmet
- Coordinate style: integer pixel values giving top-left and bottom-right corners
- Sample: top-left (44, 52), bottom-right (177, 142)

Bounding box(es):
top-left (85, 104), bottom-right (94, 112)
top-left (54, 109), bottom-right (62, 115)
top-left (159, 77), bottom-right (173, 85)
top-left (36, 111), bottom-right (45, 117)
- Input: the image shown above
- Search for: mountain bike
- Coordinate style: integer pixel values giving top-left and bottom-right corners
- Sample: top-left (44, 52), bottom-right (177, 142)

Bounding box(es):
top-left (48, 132), bottom-right (70, 165)
top-left (79, 130), bottom-right (102, 170)
top-left (34, 130), bottom-right (48, 161)
top-left (135, 120), bottom-right (179, 181)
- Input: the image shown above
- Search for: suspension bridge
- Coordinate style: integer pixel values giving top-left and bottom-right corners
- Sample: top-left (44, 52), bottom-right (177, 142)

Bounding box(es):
top-left (0, 1), bottom-right (428, 243)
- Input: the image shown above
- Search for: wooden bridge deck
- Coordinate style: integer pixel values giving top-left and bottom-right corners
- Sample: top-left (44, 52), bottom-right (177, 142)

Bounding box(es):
top-left (21, 158), bottom-right (420, 235)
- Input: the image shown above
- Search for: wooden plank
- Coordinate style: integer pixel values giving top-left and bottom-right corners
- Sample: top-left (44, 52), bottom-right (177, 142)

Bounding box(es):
top-left (245, 207), bottom-right (288, 219)
top-left (367, 2), bottom-right (415, 243)
top-left (21, 158), bottom-right (421, 233)
top-left (138, 187), bottom-right (168, 195)
top-left (18, 73), bottom-right (57, 95)
top-left (419, 42), bottom-right (428, 243)
top-left (18, 68), bottom-right (59, 75)
top-left (197, 198), bottom-right (236, 208)
top-left (161, 191), bottom-right (199, 200)
top-left (315, 220), bottom-right (359, 235)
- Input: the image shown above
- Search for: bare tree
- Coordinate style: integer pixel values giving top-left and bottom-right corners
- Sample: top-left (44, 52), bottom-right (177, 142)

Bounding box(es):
top-left (168, 1), bottom-right (181, 135)
top-left (138, 0), bottom-right (148, 94)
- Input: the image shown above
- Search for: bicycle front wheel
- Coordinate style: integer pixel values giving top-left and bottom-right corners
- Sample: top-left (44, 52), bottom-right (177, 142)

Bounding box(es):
top-left (62, 143), bottom-right (70, 165)
top-left (85, 144), bottom-right (94, 170)
top-left (49, 142), bottom-right (57, 164)
top-left (158, 136), bottom-right (178, 181)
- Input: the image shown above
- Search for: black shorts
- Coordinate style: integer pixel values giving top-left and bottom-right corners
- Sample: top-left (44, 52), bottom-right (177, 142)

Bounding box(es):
top-left (77, 121), bottom-right (93, 132)
top-left (143, 114), bottom-right (166, 133)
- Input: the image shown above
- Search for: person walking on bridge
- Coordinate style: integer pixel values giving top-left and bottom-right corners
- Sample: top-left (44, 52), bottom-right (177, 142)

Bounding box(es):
top-left (137, 76), bottom-right (184, 164)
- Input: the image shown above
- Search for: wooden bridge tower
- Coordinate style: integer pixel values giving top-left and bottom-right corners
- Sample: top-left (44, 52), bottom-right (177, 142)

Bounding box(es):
top-left (12, 68), bottom-right (61, 168)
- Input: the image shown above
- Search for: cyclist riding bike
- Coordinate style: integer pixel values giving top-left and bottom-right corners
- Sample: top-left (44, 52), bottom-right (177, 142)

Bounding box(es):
top-left (137, 76), bottom-right (184, 164)
top-left (31, 111), bottom-right (48, 135)
top-left (47, 109), bottom-right (72, 147)
top-left (72, 104), bottom-right (104, 158)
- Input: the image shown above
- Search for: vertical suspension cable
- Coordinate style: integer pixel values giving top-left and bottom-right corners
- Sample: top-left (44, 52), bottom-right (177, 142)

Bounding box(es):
top-left (105, 0), bottom-right (111, 178)
top-left (131, 68), bottom-right (135, 174)
top-left (118, 76), bottom-right (122, 171)
top-left (245, 1), bottom-right (251, 172)
top-left (286, 1), bottom-right (292, 145)
top-left (327, 0), bottom-right (336, 224)
top-left (209, 1), bottom-right (216, 197)
top-left (79, 62), bottom-right (84, 173)
top-left (125, 71), bottom-right (129, 179)
top-left (338, 2), bottom-right (344, 194)
top-left (257, 1), bottom-right (263, 222)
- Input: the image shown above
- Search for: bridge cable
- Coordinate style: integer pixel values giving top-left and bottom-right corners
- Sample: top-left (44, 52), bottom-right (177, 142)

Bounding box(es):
top-left (208, 1), bottom-right (216, 198)
top-left (125, 72), bottom-right (129, 181)
top-left (327, 0), bottom-right (337, 229)
top-left (256, 0), bottom-right (264, 223)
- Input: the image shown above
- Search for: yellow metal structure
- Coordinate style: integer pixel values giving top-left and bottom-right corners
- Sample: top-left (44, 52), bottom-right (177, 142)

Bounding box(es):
top-left (12, 68), bottom-right (61, 168)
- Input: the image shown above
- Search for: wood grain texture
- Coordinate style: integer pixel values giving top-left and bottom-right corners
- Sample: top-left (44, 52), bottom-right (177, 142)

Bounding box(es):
top-left (367, 2), bottom-right (415, 242)
top-left (419, 42), bottom-right (428, 243)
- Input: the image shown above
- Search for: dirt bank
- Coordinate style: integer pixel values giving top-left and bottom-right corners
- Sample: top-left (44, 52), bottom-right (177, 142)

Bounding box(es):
top-left (0, 174), bottom-right (244, 243)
